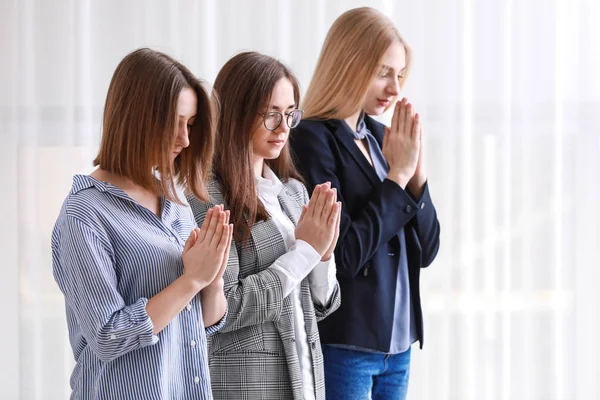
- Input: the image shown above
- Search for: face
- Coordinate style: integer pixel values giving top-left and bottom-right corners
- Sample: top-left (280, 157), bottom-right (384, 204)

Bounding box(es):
top-left (172, 87), bottom-right (197, 162)
top-left (362, 40), bottom-right (407, 116)
top-left (251, 77), bottom-right (296, 162)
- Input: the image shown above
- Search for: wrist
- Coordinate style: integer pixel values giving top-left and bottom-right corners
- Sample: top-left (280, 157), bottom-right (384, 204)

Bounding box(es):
top-left (407, 175), bottom-right (427, 194)
top-left (202, 278), bottom-right (225, 294)
top-left (321, 252), bottom-right (333, 262)
top-left (179, 274), bottom-right (206, 294)
top-left (386, 170), bottom-right (412, 189)
top-left (201, 282), bottom-right (226, 304)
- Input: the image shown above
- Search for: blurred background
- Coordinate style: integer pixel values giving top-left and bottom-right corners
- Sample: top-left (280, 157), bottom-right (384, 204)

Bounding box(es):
top-left (1, 0), bottom-right (599, 399)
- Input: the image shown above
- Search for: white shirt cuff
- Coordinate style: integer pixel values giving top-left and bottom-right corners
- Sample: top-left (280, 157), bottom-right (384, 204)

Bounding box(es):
top-left (308, 254), bottom-right (337, 307)
top-left (269, 240), bottom-right (321, 297)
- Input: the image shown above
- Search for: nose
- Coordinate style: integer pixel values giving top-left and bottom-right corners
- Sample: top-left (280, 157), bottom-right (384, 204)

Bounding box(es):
top-left (386, 79), bottom-right (400, 97)
top-left (177, 124), bottom-right (191, 148)
top-left (275, 118), bottom-right (290, 134)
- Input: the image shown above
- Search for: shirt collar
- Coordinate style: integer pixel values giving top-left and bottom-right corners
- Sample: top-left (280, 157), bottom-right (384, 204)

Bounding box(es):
top-left (255, 164), bottom-right (284, 200)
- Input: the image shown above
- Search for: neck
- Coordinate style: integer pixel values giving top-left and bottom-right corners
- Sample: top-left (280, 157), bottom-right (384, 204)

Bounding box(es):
top-left (252, 156), bottom-right (264, 178)
top-left (91, 168), bottom-right (134, 189)
top-left (344, 110), bottom-right (362, 132)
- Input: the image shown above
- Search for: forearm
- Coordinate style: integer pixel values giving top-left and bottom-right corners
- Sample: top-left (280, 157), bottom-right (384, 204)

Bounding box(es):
top-left (410, 182), bottom-right (441, 266)
top-left (146, 276), bottom-right (202, 335)
top-left (200, 279), bottom-right (227, 328)
top-left (218, 268), bottom-right (285, 332)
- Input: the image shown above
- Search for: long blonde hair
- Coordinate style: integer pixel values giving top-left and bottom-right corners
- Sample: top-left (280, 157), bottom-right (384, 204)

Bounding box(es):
top-left (302, 7), bottom-right (412, 120)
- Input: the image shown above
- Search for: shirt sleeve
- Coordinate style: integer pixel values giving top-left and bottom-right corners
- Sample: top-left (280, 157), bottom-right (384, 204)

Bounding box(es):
top-left (308, 254), bottom-right (338, 307)
top-left (269, 239), bottom-right (322, 297)
top-left (205, 307), bottom-right (228, 336)
top-left (53, 216), bottom-right (159, 363)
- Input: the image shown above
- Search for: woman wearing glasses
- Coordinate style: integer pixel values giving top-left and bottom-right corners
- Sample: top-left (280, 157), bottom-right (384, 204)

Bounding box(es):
top-left (187, 52), bottom-right (341, 400)
top-left (290, 7), bottom-right (441, 400)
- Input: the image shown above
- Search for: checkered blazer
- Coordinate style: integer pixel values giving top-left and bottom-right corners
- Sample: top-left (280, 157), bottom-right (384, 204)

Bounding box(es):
top-left (187, 177), bottom-right (341, 400)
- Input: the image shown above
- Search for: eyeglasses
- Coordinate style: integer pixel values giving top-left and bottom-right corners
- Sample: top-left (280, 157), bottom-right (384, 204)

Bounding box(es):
top-left (261, 109), bottom-right (304, 131)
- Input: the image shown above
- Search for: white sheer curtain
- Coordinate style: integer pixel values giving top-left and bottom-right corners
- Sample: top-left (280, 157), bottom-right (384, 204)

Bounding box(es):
top-left (1, 0), bottom-right (599, 399)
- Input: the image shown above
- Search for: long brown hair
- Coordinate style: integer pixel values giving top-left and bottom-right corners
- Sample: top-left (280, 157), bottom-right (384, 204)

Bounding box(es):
top-left (213, 51), bottom-right (302, 243)
top-left (94, 48), bottom-right (216, 202)
top-left (302, 7), bottom-right (412, 120)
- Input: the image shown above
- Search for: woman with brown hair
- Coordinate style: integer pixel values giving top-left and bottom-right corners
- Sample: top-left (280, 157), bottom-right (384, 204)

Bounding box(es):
top-left (290, 7), bottom-right (441, 399)
top-left (51, 48), bottom-right (232, 399)
top-left (187, 51), bottom-right (341, 400)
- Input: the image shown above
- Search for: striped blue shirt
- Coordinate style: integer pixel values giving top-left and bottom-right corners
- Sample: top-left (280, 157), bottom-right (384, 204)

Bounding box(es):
top-left (51, 174), bottom-right (225, 400)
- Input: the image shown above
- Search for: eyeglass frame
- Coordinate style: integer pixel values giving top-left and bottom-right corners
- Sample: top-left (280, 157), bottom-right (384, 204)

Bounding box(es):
top-left (260, 109), bottom-right (304, 131)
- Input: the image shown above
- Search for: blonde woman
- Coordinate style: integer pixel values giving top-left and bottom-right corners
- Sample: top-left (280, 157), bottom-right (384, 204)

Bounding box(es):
top-left (290, 7), bottom-right (441, 399)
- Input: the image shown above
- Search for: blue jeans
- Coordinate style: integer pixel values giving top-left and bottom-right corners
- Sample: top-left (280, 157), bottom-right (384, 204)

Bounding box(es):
top-left (322, 345), bottom-right (411, 400)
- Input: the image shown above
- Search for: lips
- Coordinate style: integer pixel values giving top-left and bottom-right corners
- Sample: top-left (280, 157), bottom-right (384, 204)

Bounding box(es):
top-left (377, 99), bottom-right (391, 107)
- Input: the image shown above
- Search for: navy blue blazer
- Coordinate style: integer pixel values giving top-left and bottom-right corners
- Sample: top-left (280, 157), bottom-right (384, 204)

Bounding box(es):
top-left (290, 115), bottom-right (441, 352)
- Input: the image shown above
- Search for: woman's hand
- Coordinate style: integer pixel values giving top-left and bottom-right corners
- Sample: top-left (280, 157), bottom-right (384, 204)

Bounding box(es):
top-left (383, 98), bottom-right (421, 189)
top-left (181, 205), bottom-right (232, 291)
top-left (295, 183), bottom-right (340, 257)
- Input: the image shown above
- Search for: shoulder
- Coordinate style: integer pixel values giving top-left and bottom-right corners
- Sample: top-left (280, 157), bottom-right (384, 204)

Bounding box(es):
top-left (291, 119), bottom-right (340, 155)
top-left (294, 119), bottom-right (335, 138)
top-left (282, 178), bottom-right (308, 203)
top-left (296, 118), bottom-right (329, 130)
top-left (186, 179), bottom-right (224, 205)
top-left (185, 179), bottom-right (225, 223)
top-left (282, 178), bottom-right (306, 196)
top-left (63, 181), bottom-right (114, 228)
top-left (52, 185), bottom-right (111, 249)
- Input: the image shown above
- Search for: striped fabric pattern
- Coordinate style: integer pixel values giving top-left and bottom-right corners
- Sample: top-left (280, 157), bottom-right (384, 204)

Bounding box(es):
top-left (51, 174), bottom-right (225, 400)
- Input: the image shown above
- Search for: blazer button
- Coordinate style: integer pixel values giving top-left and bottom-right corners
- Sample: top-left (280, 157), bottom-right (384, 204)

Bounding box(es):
top-left (420, 202), bottom-right (426, 209)
top-left (404, 205), bottom-right (413, 213)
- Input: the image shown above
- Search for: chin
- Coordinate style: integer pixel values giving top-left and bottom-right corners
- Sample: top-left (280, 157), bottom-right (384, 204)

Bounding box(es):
top-left (259, 150), bottom-right (282, 161)
top-left (365, 106), bottom-right (385, 117)
top-left (268, 151), bottom-right (283, 160)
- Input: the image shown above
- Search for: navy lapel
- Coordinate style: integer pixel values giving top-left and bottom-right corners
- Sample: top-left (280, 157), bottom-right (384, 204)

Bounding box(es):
top-left (326, 119), bottom-right (381, 188)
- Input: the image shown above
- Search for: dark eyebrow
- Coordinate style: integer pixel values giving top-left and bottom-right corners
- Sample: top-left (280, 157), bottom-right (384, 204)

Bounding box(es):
top-left (270, 104), bottom-right (297, 111)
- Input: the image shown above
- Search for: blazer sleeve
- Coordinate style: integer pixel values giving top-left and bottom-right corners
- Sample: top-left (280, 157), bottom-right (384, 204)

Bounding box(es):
top-left (291, 123), bottom-right (440, 279)
top-left (187, 195), bottom-right (286, 332)
top-left (406, 183), bottom-right (441, 267)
